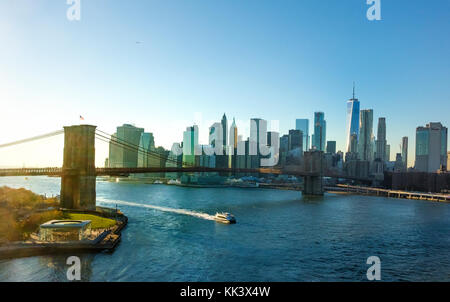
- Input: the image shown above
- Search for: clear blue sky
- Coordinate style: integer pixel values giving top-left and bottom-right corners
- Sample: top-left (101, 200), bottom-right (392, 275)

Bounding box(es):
top-left (0, 0), bottom-right (449, 167)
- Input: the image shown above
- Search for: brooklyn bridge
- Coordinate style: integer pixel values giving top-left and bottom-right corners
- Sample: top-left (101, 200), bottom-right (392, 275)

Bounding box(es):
top-left (0, 125), bottom-right (368, 210)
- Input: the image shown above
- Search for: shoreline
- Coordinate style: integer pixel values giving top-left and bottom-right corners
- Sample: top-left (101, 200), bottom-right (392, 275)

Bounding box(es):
top-left (0, 208), bottom-right (128, 260)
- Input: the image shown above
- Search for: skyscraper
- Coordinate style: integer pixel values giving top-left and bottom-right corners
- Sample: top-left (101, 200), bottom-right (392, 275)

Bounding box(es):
top-left (312, 112), bottom-right (326, 151)
top-left (137, 132), bottom-right (155, 167)
top-left (221, 113), bottom-right (227, 148)
top-left (288, 130), bottom-right (303, 151)
top-left (375, 117), bottom-right (387, 162)
top-left (229, 118), bottom-right (238, 150)
top-left (386, 144), bottom-right (391, 162)
top-left (295, 119), bottom-right (309, 151)
top-left (109, 124), bottom-right (144, 168)
top-left (346, 84), bottom-right (360, 153)
top-left (415, 122), bottom-right (448, 172)
top-left (401, 136), bottom-right (408, 170)
top-left (358, 109), bottom-right (374, 161)
top-left (228, 118), bottom-right (238, 169)
top-left (183, 125), bottom-right (199, 167)
top-left (326, 141), bottom-right (336, 154)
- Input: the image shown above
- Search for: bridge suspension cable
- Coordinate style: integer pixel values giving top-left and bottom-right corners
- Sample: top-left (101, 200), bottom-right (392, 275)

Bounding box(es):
top-left (0, 130), bottom-right (64, 149)
top-left (95, 129), bottom-right (192, 167)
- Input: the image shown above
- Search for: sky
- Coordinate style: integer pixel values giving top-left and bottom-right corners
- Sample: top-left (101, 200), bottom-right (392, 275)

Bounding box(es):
top-left (0, 0), bottom-right (449, 167)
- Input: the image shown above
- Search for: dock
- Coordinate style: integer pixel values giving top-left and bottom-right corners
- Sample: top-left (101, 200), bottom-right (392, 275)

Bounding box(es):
top-left (327, 184), bottom-right (450, 202)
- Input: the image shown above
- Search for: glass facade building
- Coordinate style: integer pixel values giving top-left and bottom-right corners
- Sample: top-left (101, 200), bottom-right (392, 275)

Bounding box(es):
top-left (415, 122), bottom-right (448, 172)
top-left (346, 97), bottom-right (360, 153)
top-left (295, 119), bottom-right (309, 151)
top-left (312, 112), bottom-right (326, 151)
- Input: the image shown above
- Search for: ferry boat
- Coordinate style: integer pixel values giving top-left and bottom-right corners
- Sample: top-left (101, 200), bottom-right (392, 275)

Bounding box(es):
top-left (214, 212), bottom-right (236, 224)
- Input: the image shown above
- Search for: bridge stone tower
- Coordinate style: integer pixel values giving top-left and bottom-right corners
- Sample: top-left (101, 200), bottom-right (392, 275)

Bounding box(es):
top-left (302, 150), bottom-right (324, 196)
top-left (60, 125), bottom-right (97, 210)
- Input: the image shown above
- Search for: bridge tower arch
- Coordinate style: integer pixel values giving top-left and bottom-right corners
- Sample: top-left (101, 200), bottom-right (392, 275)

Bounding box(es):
top-left (60, 125), bottom-right (97, 210)
top-left (302, 150), bottom-right (324, 196)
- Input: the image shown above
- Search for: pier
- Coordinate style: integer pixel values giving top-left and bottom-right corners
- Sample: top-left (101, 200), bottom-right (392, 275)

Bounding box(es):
top-left (327, 184), bottom-right (450, 202)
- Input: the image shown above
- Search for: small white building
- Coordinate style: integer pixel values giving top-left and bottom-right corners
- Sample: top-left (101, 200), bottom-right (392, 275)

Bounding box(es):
top-left (39, 220), bottom-right (91, 242)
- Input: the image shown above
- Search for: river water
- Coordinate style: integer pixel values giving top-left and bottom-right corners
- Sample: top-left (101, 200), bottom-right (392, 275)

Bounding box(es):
top-left (0, 176), bottom-right (449, 281)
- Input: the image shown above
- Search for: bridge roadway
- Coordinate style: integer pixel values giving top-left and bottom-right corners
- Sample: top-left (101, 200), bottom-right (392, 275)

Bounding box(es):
top-left (0, 167), bottom-right (372, 182)
top-left (0, 167), bottom-right (321, 177)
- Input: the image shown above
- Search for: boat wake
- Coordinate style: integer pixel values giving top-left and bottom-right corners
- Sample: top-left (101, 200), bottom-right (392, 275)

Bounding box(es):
top-left (97, 198), bottom-right (216, 221)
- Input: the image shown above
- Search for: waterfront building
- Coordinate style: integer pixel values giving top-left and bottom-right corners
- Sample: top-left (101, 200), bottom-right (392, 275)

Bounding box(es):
top-left (326, 141), bottom-right (336, 154)
top-left (108, 124), bottom-right (144, 168)
top-left (312, 112), bottom-right (326, 151)
top-left (183, 125), bottom-right (199, 167)
top-left (346, 84), bottom-right (360, 153)
top-left (358, 109), bottom-right (374, 162)
top-left (402, 136), bottom-right (408, 170)
top-left (295, 119), bottom-right (309, 151)
top-left (375, 117), bottom-right (387, 162)
top-left (415, 122), bottom-right (448, 172)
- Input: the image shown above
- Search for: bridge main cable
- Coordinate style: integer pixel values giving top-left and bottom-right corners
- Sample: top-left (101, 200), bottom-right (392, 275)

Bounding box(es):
top-left (0, 130), bottom-right (64, 148)
top-left (95, 129), bottom-right (193, 167)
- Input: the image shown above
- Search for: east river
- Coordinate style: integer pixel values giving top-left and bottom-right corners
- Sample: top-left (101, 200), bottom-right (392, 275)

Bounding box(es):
top-left (1, 176), bottom-right (449, 281)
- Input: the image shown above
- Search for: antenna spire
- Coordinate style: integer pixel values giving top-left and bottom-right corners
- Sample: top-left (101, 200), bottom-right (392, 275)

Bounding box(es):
top-left (352, 81), bottom-right (355, 99)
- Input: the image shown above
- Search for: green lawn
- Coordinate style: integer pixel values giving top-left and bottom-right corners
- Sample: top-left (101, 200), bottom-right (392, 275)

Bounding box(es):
top-left (64, 213), bottom-right (117, 229)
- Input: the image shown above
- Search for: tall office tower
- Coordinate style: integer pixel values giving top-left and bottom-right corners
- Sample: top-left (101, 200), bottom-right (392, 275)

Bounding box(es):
top-left (348, 133), bottom-right (358, 153)
top-left (358, 109), bottom-right (374, 161)
top-left (401, 136), bottom-right (408, 170)
top-left (296, 119), bottom-right (309, 151)
top-left (288, 130), bottom-right (303, 151)
top-left (375, 117), bottom-right (387, 162)
top-left (137, 132), bottom-right (155, 167)
top-left (109, 124), bottom-right (144, 168)
top-left (183, 125), bottom-right (199, 167)
top-left (326, 141), bottom-right (336, 154)
top-left (279, 134), bottom-right (289, 166)
top-left (221, 113), bottom-right (228, 147)
top-left (386, 144), bottom-right (391, 162)
top-left (312, 112), bottom-right (326, 151)
top-left (394, 153), bottom-right (404, 172)
top-left (228, 118), bottom-right (238, 169)
top-left (108, 133), bottom-right (119, 167)
top-left (346, 84), bottom-right (360, 153)
top-left (415, 122), bottom-right (448, 172)
top-left (229, 118), bottom-right (238, 149)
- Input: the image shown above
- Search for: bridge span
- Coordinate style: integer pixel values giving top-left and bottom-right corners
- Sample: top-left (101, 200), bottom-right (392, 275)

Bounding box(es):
top-left (0, 125), bottom-right (360, 210)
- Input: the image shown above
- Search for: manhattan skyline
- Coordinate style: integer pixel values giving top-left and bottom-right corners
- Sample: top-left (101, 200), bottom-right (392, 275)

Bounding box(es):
top-left (0, 0), bottom-right (449, 168)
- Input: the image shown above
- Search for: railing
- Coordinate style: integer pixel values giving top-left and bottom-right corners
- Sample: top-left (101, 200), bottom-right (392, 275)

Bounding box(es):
top-left (0, 166), bottom-right (323, 177)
